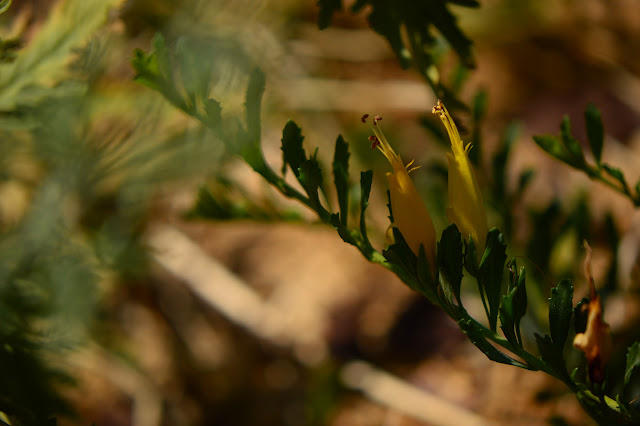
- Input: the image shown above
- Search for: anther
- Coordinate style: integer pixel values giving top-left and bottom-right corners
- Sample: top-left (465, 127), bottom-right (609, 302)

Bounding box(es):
top-left (361, 114), bottom-right (369, 123)
top-left (373, 115), bottom-right (383, 125)
top-left (432, 99), bottom-right (444, 115)
top-left (369, 135), bottom-right (381, 149)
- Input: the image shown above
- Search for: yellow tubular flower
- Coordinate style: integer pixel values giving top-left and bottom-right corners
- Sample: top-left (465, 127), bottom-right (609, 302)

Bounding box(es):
top-left (432, 100), bottom-right (488, 255)
top-left (362, 114), bottom-right (437, 271)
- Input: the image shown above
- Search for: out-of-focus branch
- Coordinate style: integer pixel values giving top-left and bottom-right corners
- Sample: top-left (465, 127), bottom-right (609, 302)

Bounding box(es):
top-left (342, 361), bottom-right (489, 426)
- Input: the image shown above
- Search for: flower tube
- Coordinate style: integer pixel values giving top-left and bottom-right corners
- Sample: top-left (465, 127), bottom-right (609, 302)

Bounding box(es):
top-left (432, 100), bottom-right (488, 255)
top-left (362, 114), bottom-right (436, 270)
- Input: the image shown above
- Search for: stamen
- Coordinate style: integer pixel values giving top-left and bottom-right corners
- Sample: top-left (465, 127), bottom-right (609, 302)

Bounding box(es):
top-left (361, 113), bottom-right (400, 166)
top-left (369, 135), bottom-right (381, 149)
top-left (432, 99), bottom-right (464, 151)
top-left (405, 159), bottom-right (421, 173)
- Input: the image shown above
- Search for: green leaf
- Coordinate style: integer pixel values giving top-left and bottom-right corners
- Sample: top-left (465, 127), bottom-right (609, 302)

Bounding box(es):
top-left (333, 135), bottom-right (350, 226)
top-left (245, 68), bottom-right (266, 144)
top-left (417, 244), bottom-right (436, 296)
top-left (602, 164), bottom-right (629, 193)
top-left (0, 0), bottom-right (122, 109)
top-left (281, 120), bottom-right (306, 177)
top-left (458, 319), bottom-right (530, 369)
top-left (584, 103), bottom-right (604, 166)
top-left (317, 0), bottom-right (342, 29)
top-left (349, 0), bottom-right (477, 72)
top-left (468, 89), bottom-right (488, 165)
top-left (299, 154), bottom-right (324, 202)
top-left (204, 98), bottom-right (222, 128)
top-left (492, 121), bottom-right (519, 201)
top-left (477, 229), bottom-right (507, 332)
top-left (549, 279), bottom-right (573, 349)
top-left (464, 235), bottom-right (479, 276)
top-left (560, 115), bottom-right (586, 168)
top-left (517, 169), bottom-right (535, 195)
top-left (330, 213), bottom-right (354, 246)
top-left (499, 260), bottom-right (527, 348)
top-left (175, 37), bottom-right (212, 104)
top-left (383, 228), bottom-right (420, 291)
top-left (472, 89), bottom-right (488, 123)
top-left (0, 0), bottom-right (11, 15)
top-left (535, 333), bottom-right (569, 380)
top-left (238, 68), bottom-right (267, 172)
top-left (359, 171), bottom-right (373, 245)
top-left (533, 134), bottom-right (572, 165)
top-left (625, 342), bottom-right (640, 388)
top-left (438, 224), bottom-right (464, 307)
top-left (152, 32), bottom-right (172, 82)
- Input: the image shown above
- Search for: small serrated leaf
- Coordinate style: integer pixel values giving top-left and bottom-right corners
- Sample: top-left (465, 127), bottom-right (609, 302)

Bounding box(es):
top-left (500, 261), bottom-right (527, 348)
top-left (332, 135), bottom-right (350, 226)
top-left (477, 229), bottom-right (507, 331)
top-left (359, 170), bottom-right (373, 244)
top-left (625, 341), bottom-right (640, 387)
top-left (535, 333), bottom-right (569, 379)
top-left (438, 224), bottom-right (464, 306)
top-left (549, 279), bottom-right (573, 349)
top-left (560, 116), bottom-right (586, 168)
top-left (281, 120), bottom-right (306, 177)
top-left (459, 319), bottom-right (530, 368)
top-left (465, 235), bottom-right (479, 276)
top-left (299, 156), bottom-right (324, 199)
top-left (584, 103), bottom-right (604, 166)
top-left (603, 164), bottom-right (629, 190)
top-left (533, 134), bottom-right (571, 165)
top-left (383, 228), bottom-right (421, 292)
top-left (499, 295), bottom-right (517, 348)
top-left (417, 245), bottom-right (436, 297)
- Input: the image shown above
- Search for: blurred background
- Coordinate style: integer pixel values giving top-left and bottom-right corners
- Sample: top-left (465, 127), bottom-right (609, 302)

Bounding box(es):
top-left (1, 0), bottom-right (640, 425)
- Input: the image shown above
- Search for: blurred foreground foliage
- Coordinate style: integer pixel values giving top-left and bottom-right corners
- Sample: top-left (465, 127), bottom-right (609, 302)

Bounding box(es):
top-left (0, 0), bottom-right (231, 424)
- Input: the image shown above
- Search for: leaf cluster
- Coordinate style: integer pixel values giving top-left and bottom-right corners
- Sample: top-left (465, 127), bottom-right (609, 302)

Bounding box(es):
top-left (534, 104), bottom-right (640, 207)
top-left (317, 0), bottom-right (479, 110)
